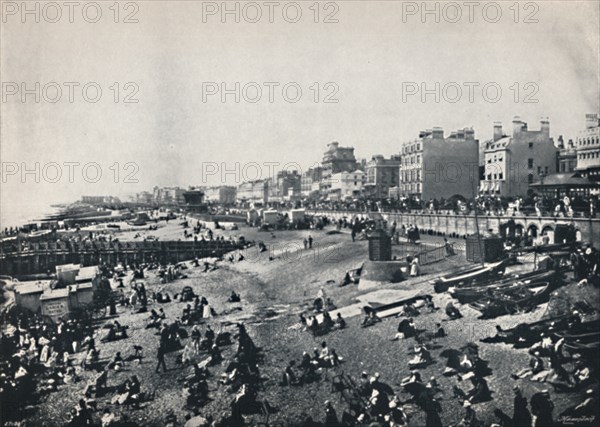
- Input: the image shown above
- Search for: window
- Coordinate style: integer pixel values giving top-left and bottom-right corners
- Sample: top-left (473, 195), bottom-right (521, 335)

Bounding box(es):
top-left (498, 173), bottom-right (503, 180)
top-left (528, 158), bottom-right (534, 168)
top-left (487, 174), bottom-right (492, 180)
top-left (537, 166), bottom-right (542, 175)
top-left (529, 142), bottom-right (534, 148)
top-left (545, 166), bottom-right (549, 174)
top-left (528, 174), bottom-right (534, 184)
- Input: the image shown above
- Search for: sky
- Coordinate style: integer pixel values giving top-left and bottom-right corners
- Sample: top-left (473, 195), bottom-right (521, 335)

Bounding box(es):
top-left (1, 0), bottom-right (599, 216)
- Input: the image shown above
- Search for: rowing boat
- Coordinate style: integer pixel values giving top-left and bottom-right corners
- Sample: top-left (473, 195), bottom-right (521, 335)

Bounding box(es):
top-left (450, 270), bottom-right (559, 303)
top-left (433, 260), bottom-right (508, 293)
top-left (469, 283), bottom-right (554, 318)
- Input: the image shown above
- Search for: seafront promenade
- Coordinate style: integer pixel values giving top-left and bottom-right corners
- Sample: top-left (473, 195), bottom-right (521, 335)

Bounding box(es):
top-left (308, 209), bottom-right (599, 245)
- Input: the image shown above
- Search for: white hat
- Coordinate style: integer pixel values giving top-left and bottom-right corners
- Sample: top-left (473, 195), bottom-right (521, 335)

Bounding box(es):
top-left (463, 400), bottom-right (472, 407)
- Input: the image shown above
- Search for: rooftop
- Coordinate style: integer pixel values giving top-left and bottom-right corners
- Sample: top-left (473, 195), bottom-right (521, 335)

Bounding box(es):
top-left (530, 172), bottom-right (600, 188)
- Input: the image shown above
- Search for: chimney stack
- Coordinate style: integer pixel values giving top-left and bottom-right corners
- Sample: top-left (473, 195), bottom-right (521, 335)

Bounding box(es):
top-left (540, 117), bottom-right (550, 136)
top-left (512, 116), bottom-right (523, 136)
top-left (493, 122), bottom-right (503, 141)
top-left (432, 127), bottom-right (444, 139)
top-left (464, 127), bottom-right (475, 140)
top-left (585, 113), bottom-right (599, 129)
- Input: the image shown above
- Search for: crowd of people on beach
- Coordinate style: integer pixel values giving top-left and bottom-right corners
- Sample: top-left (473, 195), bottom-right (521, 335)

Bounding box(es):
top-left (1, 207), bottom-right (599, 427)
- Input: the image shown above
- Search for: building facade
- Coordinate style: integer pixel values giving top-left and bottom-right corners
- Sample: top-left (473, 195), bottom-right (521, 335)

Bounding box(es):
top-left (322, 142), bottom-right (358, 176)
top-left (203, 186), bottom-right (237, 205)
top-left (135, 191), bottom-right (153, 205)
top-left (300, 166), bottom-right (323, 197)
top-left (365, 155), bottom-right (401, 199)
top-left (327, 170), bottom-right (366, 200)
top-left (481, 117), bottom-right (558, 197)
top-left (557, 136), bottom-right (578, 173)
top-left (237, 180), bottom-right (268, 206)
top-left (576, 113), bottom-right (600, 181)
top-left (152, 186), bottom-right (185, 205)
top-left (399, 127), bottom-right (479, 200)
top-left (267, 170), bottom-right (301, 202)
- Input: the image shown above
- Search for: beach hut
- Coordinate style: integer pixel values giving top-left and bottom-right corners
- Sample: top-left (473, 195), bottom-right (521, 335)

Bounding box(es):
top-left (14, 282), bottom-right (44, 312)
top-left (40, 288), bottom-right (71, 322)
top-left (263, 210), bottom-right (279, 225)
top-left (289, 208), bottom-right (306, 223)
top-left (56, 264), bottom-right (80, 285)
top-left (69, 283), bottom-right (94, 309)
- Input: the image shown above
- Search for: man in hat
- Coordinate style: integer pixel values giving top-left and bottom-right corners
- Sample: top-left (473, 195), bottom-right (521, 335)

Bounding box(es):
top-left (324, 400), bottom-right (338, 425)
top-left (530, 390), bottom-right (554, 427)
top-left (513, 386), bottom-right (531, 427)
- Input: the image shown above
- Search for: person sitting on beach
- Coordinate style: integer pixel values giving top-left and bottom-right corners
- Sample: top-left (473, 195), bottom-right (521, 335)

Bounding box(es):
top-left (466, 375), bottom-right (492, 404)
top-left (321, 311), bottom-right (334, 330)
top-left (513, 352), bottom-right (544, 379)
top-left (281, 361), bottom-right (299, 386)
top-left (408, 345), bottom-right (432, 368)
top-left (107, 352), bottom-right (124, 370)
top-left (362, 309), bottom-right (382, 328)
top-left (308, 316), bottom-right (319, 337)
top-left (445, 302), bottom-right (463, 320)
top-left (334, 313), bottom-right (346, 330)
top-left (401, 303), bottom-right (420, 318)
top-left (425, 296), bottom-right (437, 312)
top-left (400, 371), bottom-right (422, 387)
top-left (209, 344), bottom-right (223, 366)
top-left (434, 323), bottom-right (446, 338)
top-left (298, 313), bottom-right (307, 330)
top-left (228, 291), bottom-right (241, 303)
top-left (299, 352), bottom-right (317, 382)
top-left (393, 318), bottom-right (416, 340)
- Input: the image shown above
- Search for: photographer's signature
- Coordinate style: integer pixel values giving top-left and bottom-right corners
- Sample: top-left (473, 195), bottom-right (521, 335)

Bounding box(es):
top-left (558, 415), bottom-right (597, 425)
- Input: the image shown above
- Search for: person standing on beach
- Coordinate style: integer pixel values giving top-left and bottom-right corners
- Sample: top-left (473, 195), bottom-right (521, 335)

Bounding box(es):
top-left (308, 235), bottom-right (313, 249)
top-left (156, 344), bottom-right (167, 373)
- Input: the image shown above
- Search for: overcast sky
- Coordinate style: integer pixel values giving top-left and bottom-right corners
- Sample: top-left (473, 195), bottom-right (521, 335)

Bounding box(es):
top-left (1, 0), bottom-right (599, 212)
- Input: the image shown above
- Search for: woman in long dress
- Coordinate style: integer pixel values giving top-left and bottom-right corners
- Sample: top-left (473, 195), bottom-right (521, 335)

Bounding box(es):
top-left (202, 303), bottom-right (212, 318)
top-left (410, 257), bottom-right (420, 277)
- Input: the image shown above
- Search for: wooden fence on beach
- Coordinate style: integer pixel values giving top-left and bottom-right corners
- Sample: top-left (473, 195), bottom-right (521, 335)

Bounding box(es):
top-left (0, 240), bottom-right (244, 276)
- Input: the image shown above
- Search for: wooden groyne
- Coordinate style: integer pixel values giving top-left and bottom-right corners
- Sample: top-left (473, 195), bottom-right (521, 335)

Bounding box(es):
top-left (0, 240), bottom-right (243, 276)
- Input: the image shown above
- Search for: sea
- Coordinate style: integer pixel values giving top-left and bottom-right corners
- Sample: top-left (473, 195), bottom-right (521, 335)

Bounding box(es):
top-left (0, 202), bottom-right (66, 230)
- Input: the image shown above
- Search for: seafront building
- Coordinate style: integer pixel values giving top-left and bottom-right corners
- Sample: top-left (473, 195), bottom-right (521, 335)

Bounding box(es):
top-left (152, 186), bottom-right (186, 205)
top-left (364, 155), bottom-right (401, 199)
top-left (325, 170), bottom-right (367, 200)
top-left (322, 142), bottom-right (358, 176)
top-left (576, 113), bottom-right (600, 181)
top-left (557, 136), bottom-right (578, 173)
top-left (237, 179), bottom-right (268, 206)
top-left (203, 186), bottom-right (237, 205)
top-left (399, 127), bottom-right (479, 200)
top-left (481, 117), bottom-right (558, 197)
